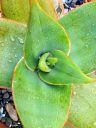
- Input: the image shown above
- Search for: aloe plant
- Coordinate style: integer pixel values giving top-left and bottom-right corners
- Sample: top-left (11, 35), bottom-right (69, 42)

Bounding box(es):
top-left (0, 0), bottom-right (96, 128)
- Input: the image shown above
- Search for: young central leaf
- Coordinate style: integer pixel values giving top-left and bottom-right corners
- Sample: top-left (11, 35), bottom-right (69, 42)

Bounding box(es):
top-left (24, 1), bottom-right (70, 71)
top-left (38, 52), bottom-right (58, 72)
top-left (39, 50), bottom-right (96, 85)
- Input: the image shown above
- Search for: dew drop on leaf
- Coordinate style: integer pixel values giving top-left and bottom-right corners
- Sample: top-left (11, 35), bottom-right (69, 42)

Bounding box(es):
top-left (8, 60), bottom-right (12, 63)
top-left (74, 91), bottom-right (77, 95)
top-left (15, 55), bottom-right (17, 58)
top-left (18, 37), bottom-right (24, 44)
top-left (10, 35), bottom-right (15, 42)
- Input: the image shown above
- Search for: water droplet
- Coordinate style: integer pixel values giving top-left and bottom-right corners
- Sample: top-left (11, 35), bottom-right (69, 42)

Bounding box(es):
top-left (10, 36), bottom-right (15, 42)
top-left (15, 55), bottom-right (17, 58)
top-left (18, 37), bottom-right (24, 44)
top-left (8, 60), bottom-right (12, 63)
top-left (74, 91), bottom-right (77, 95)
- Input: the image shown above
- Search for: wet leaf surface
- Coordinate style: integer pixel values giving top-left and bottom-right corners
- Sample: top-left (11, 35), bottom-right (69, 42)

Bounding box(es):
top-left (0, 19), bottom-right (26, 87)
top-left (12, 58), bottom-right (73, 128)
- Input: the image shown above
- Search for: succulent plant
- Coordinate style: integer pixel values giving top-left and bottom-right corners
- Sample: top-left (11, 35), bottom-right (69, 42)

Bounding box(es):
top-left (0, 0), bottom-right (96, 128)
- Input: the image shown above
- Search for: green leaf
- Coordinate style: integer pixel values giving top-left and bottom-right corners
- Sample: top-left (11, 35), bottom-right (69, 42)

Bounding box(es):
top-left (59, 2), bottom-right (96, 74)
top-left (0, 19), bottom-right (26, 87)
top-left (1, 0), bottom-right (30, 23)
top-left (68, 82), bottom-right (96, 128)
top-left (12, 58), bottom-right (73, 128)
top-left (38, 0), bottom-right (57, 19)
top-left (64, 122), bottom-right (76, 128)
top-left (39, 50), bottom-right (95, 85)
top-left (24, 1), bottom-right (70, 71)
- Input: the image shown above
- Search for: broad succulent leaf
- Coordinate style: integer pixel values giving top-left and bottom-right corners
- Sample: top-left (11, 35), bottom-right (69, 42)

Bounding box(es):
top-left (0, 19), bottom-right (26, 87)
top-left (39, 50), bottom-right (95, 85)
top-left (24, 1), bottom-right (70, 70)
top-left (12, 58), bottom-right (73, 128)
top-left (1, 0), bottom-right (30, 23)
top-left (68, 82), bottom-right (96, 128)
top-left (24, 1), bottom-right (95, 84)
top-left (12, 1), bottom-right (96, 128)
top-left (59, 2), bottom-right (96, 74)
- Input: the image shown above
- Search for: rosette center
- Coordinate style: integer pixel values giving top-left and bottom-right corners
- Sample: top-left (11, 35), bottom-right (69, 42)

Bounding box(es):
top-left (38, 52), bottom-right (58, 72)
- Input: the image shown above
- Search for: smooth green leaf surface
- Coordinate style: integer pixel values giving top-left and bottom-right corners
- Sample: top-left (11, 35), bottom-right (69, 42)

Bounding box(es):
top-left (0, 19), bottom-right (26, 87)
top-left (24, 1), bottom-right (70, 70)
top-left (1, 0), bottom-right (30, 23)
top-left (59, 2), bottom-right (96, 74)
top-left (69, 82), bottom-right (96, 128)
top-left (12, 58), bottom-right (73, 128)
top-left (39, 50), bottom-right (95, 85)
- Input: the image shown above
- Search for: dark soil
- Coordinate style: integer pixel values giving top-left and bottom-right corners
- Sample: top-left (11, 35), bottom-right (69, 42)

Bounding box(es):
top-left (0, 89), bottom-right (23, 128)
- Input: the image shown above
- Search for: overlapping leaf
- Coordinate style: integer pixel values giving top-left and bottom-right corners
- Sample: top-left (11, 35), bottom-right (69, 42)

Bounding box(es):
top-left (1, 0), bottom-right (30, 23)
top-left (38, 0), bottom-right (57, 19)
top-left (12, 1), bottom-right (96, 128)
top-left (0, 19), bottom-right (26, 87)
top-left (68, 82), bottom-right (96, 128)
top-left (12, 58), bottom-right (73, 128)
top-left (12, 1), bottom-right (73, 127)
top-left (24, 1), bottom-right (70, 70)
top-left (59, 2), bottom-right (96, 74)
top-left (39, 50), bottom-right (95, 85)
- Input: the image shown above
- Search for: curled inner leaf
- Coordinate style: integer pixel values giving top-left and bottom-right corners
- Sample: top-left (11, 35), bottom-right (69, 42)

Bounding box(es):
top-left (38, 52), bottom-right (58, 72)
top-left (24, 1), bottom-right (70, 71)
top-left (39, 50), bottom-right (96, 85)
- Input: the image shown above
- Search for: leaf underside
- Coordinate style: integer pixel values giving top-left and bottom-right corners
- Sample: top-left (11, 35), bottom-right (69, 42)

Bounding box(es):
top-left (59, 2), bottom-right (96, 74)
top-left (12, 58), bottom-right (73, 128)
top-left (0, 19), bottom-right (26, 87)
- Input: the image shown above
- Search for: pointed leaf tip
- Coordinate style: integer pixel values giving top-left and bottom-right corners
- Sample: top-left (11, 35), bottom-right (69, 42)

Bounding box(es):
top-left (59, 2), bottom-right (96, 74)
top-left (24, 1), bottom-right (70, 71)
top-left (39, 50), bottom-right (96, 86)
